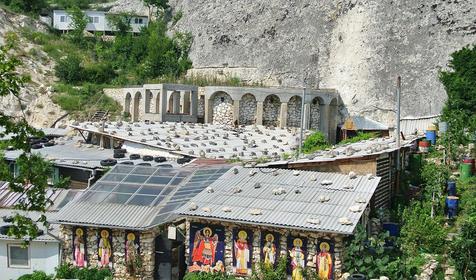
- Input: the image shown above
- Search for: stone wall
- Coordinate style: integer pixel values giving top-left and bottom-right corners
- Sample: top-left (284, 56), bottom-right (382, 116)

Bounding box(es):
top-left (212, 92), bottom-right (234, 126)
top-left (310, 102), bottom-right (320, 130)
top-left (239, 93), bottom-right (257, 125)
top-left (185, 218), bottom-right (345, 279)
top-left (59, 225), bottom-right (159, 280)
top-left (287, 96), bottom-right (302, 127)
top-left (263, 95), bottom-right (280, 127)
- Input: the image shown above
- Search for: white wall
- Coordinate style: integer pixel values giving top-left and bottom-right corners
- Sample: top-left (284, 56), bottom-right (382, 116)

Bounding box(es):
top-left (0, 240), bottom-right (60, 280)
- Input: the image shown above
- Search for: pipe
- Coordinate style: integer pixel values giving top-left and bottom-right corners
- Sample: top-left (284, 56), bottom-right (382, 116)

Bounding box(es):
top-left (87, 169), bottom-right (97, 188)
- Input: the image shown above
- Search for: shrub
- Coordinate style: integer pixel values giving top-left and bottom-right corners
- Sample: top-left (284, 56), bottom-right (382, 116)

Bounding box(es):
top-left (339, 131), bottom-right (377, 145)
top-left (55, 263), bottom-right (112, 280)
top-left (251, 257), bottom-right (287, 280)
top-left (83, 62), bottom-right (116, 84)
top-left (183, 272), bottom-right (237, 280)
top-left (450, 215), bottom-right (476, 279)
top-left (301, 131), bottom-right (330, 154)
top-left (55, 55), bottom-right (84, 84)
top-left (17, 271), bottom-right (53, 280)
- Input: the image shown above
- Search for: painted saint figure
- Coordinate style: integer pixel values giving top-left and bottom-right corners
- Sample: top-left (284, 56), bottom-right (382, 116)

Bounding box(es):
top-left (234, 230), bottom-right (250, 275)
top-left (316, 242), bottom-right (333, 280)
top-left (289, 238), bottom-right (305, 280)
top-left (73, 228), bottom-right (86, 267)
top-left (98, 230), bottom-right (112, 268)
top-left (191, 227), bottom-right (218, 267)
top-left (262, 233), bottom-right (276, 267)
top-left (125, 233), bottom-right (140, 274)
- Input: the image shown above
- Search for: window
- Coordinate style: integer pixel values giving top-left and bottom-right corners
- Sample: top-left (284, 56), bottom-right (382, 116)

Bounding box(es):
top-left (60, 15), bottom-right (66, 22)
top-left (8, 244), bottom-right (30, 268)
top-left (134, 18), bottom-right (144, 24)
top-left (88, 16), bottom-right (99, 23)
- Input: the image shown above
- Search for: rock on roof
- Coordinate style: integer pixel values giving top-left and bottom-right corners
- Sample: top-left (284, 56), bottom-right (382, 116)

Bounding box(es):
top-left (177, 166), bottom-right (381, 235)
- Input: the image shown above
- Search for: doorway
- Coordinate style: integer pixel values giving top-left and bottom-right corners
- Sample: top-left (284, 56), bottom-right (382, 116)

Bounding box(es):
top-left (154, 229), bottom-right (186, 280)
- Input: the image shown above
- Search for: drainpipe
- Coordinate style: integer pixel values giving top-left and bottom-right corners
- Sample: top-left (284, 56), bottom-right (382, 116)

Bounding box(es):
top-left (87, 169), bottom-right (97, 188)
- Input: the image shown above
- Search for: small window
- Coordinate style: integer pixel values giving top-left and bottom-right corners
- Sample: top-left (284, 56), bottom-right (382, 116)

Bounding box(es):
top-left (134, 18), bottom-right (143, 24)
top-left (8, 244), bottom-right (30, 268)
top-left (94, 17), bottom-right (99, 23)
top-left (60, 15), bottom-right (66, 22)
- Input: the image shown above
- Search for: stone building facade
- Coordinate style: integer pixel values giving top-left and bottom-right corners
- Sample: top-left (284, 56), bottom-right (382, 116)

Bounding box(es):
top-left (184, 218), bottom-right (345, 279)
top-left (59, 225), bottom-right (160, 280)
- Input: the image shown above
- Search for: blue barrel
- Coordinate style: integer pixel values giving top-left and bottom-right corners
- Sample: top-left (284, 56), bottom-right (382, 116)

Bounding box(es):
top-left (383, 222), bottom-right (400, 237)
top-left (446, 196), bottom-right (459, 218)
top-left (447, 181), bottom-right (457, 196)
top-left (425, 130), bottom-right (437, 145)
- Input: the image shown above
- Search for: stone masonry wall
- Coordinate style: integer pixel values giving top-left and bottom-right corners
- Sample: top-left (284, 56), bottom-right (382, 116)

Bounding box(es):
top-left (185, 218), bottom-right (345, 279)
top-left (212, 92), bottom-right (234, 126)
top-left (59, 225), bottom-right (159, 280)
top-left (310, 102), bottom-right (320, 130)
top-left (239, 93), bottom-right (257, 125)
top-left (263, 95), bottom-right (280, 127)
top-left (287, 95), bottom-right (302, 127)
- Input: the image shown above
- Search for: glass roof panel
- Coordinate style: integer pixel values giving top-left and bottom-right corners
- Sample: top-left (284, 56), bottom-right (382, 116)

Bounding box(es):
top-left (101, 173), bottom-right (127, 182)
top-left (170, 177), bottom-right (184, 186)
top-left (137, 185), bottom-right (164, 195)
top-left (146, 176), bottom-right (172, 185)
top-left (128, 194), bottom-right (156, 206)
top-left (160, 187), bottom-right (174, 196)
top-left (80, 191), bottom-right (109, 203)
top-left (104, 193), bottom-right (132, 204)
top-left (194, 169), bottom-right (217, 176)
top-left (110, 165), bottom-right (134, 174)
top-left (154, 169), bottom-right (178, 176)
top-left (123, 175), bottom-right (149, 184)
top-left (114, 184), bottom-right (141, 194)
top-left (132, 166), bottom-right (157, 175)
top-left (91, 182), bottom-right (117, 192)
top-left (152, 195), bottom-right (166, 206)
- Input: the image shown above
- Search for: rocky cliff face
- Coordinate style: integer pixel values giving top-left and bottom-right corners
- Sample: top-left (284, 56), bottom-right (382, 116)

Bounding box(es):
top-left (170, 0), bottom-right (476, 125)
top-left (0, 8), bottom-right (65, 128)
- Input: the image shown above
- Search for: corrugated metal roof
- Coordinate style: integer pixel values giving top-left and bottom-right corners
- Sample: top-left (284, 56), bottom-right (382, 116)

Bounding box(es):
top-left (342, 116), bottom-right (389, 131)
top-left (400, 115), bottom-right (440, 136)
top-left (176, 166), bottom-right (380, 235)
top-left (0, 209), bottom-right (60, 242)
top-left (51, 165), bottom-right (230, 230)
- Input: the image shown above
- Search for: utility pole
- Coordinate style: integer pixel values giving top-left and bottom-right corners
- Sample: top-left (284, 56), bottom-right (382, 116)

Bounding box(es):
top-left (395, 76), bottom-right (402, 201)
top-left (297, 86), bottom-right (306, 160)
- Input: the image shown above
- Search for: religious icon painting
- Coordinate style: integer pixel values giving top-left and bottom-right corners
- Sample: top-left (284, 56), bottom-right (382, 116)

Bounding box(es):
top-left (97, 229), bottom-right (113, 268)
top-left (72, 226), bottom-right (87, 267)
top-left (232, 229), bottom-right (253, 276)
top-left (287, 236), bottom-right (307, 280)
top-left (315, 240), bottom-right (335, 280)
top-left (260, 231), bottom-right (279, 268)
top-left (125, 231), bottom-right (141, 275)
top-left (189, 223), bottom-right (225, 273)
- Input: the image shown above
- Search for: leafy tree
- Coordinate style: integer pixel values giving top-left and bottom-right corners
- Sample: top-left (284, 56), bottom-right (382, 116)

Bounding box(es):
top-left (107, 13), bottom-right (133, 36)
top-left (439, 45), bottom-right (476, 159)
top-left (1, 0), bottom-right (47, 14)
top-left (420, 161), bottom-right (450, 217)
top-left (0, 45), bottom-right (69, 241)
top-left (399, 201), bottom-right (447, 255)
top-left (67, 6), bottom-right (88, 44)
top-left (450, 216), bottom-right (476, 279)
top-left (52, 0), bottom-right (91, 9)
top-left (55, 55), bottom-right (83, 84)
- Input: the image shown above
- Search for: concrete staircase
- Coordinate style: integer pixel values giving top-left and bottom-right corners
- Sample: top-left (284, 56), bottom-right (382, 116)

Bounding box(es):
top-left (89, 110), bottom-right (108, 122)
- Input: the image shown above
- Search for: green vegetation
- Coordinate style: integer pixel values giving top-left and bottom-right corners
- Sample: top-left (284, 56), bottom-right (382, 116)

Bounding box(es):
top-left (55, 263), bottom-right (113, 280)
top-left (338, 131), bottom-right (377, 145)
top-left (301, 131), bottom-right (330, 154)
top-left (0, 0), bottom-right (47, 15)
top-left (439, 45), bottom-right (476, 161)
top-left (18, 271), bottom-right (54, 280)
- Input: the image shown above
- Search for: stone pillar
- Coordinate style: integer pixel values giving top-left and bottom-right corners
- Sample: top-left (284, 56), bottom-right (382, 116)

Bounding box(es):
top-left (99, 135), bottom-right (104, 148)
top-left (279, 102), bottom-right (288, 128)
top-left (204, 97), bottom-right (212, 123)
top-left (303, 103), bottom-right (311, 130)
top-left (173, 91), bottom-right (181, 114)
top-left (191, 91), bottom-right (198, 117)
top-left (155, 90), bottom-right (161, 114)
top-left (183, 91), bottom-right (191, 114)
top-left (233, 99), bottom-right (240, 124)
top-left (319, 103), bottom-right (330, 139)
top-left (256, 101), bottom-right (264, 125)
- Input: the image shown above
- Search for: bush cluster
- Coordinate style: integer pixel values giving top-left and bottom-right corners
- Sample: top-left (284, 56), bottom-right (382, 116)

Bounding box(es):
top-left (301, 131), bottom-right (330, 154)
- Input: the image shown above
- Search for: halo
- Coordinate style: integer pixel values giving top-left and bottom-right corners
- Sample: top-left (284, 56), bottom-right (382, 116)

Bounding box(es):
top-left (127, 233), bottom-right (136, 241)
top-left (238, 230), bottom-right (247, 239)
top-left (265, 233), bottom-right (274, 242)
top-left (101, 230), bottom-right (109, 238)
top-left (319, 242), bottom-right (330, 251)
top-left (203, 227), bottom-right (212, 236)
top-left (293, 238), bottom-right (303, 247)
top-left (75, 228), bottom-right (83, 236)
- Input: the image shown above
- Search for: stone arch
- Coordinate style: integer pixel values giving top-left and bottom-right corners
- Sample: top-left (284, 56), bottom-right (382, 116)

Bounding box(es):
top-left (210, 91), bottom-right (233, 126)
top-left (263, 94), bottom-right (280, 127)
top-left (155, 91), bottom-right (161, 114)
top-left (286, 95), bottom-right (302, 127)
top-left (310, 96), bottom-right (323, 130)
top-left (168, 91), bottom-right (181, 114)
top-left (145, 90), bottom-right (153, 113)
top-left (124, 92), bottom-right (131, 116)
top-left (133, 91), bottom-right (142, 122)
top-left (239, 93), bottom-right (257, 125)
